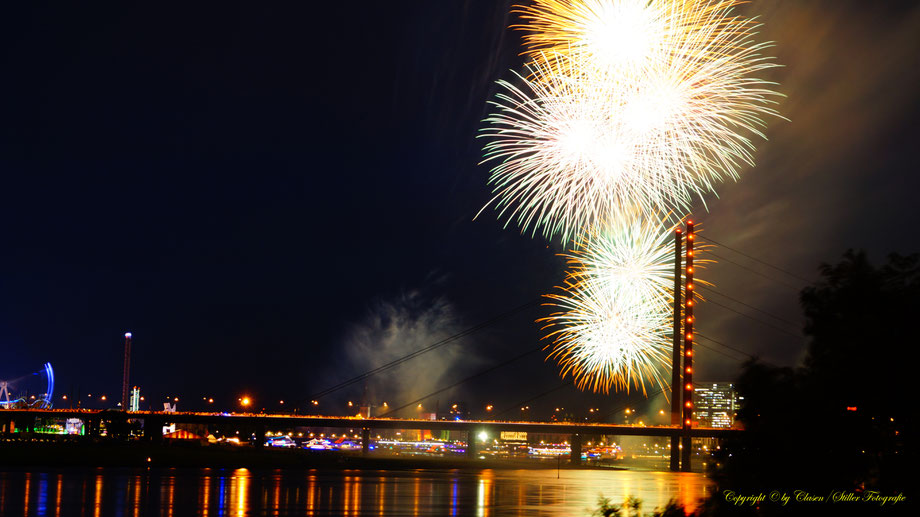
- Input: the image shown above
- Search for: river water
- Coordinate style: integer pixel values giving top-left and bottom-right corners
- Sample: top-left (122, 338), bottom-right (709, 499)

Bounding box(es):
top-left (0, 467), bottom-right (712, 516)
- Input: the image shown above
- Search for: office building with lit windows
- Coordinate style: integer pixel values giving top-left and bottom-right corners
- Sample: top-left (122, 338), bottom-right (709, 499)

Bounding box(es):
top-left (694, 382), bottom-right (742, 428)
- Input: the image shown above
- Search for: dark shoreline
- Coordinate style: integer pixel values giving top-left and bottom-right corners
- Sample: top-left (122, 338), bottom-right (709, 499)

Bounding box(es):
top-left (0, 441), bottom-right (632, 471)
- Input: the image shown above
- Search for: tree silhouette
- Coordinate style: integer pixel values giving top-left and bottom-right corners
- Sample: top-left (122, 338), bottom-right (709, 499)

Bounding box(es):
top-left (710, 250), bottom-right (913, 515)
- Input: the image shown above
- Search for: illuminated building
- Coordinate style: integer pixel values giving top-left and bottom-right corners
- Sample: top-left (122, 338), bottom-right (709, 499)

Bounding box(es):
top-left (693, 382), bottom-right (741, 428)
top-left (130, 386), bottom-right (141, 412)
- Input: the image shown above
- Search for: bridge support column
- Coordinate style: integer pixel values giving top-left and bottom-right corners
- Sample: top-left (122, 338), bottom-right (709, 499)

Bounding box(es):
top-left (670, 435), bottom-right (680, 471)
top-left (466, 431), bottom-right (477, 459)
top-left (569, 434), bottom-right (582, 466)
top-left (145, 416), bottom-right (164, 442)
top-left (252, 425), bottom-right (266, 448)
top-left (680, 434), bottom-right (692, 472)
top-left (361, 427), bottom-right (371, 455)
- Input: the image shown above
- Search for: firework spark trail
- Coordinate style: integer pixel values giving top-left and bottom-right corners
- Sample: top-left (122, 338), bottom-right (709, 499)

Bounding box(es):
top-left (480, 0), bottom-right (782, 242)
top-left (540, 219), bottom-right (677, 394)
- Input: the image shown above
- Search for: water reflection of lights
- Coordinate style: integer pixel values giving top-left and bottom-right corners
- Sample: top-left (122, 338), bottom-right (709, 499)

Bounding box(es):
top-left (200, 473), bottom-right (211, 517)
top-left (133, 475), bottom-right (143, 517)
top-left (344, 474), bottom-right (363, 516)
top-left (352, 475), bottom-right (362, 517)
top-left (376, 474), bottom-right (385, 516)
top-left (37, 473), bottom-right (48, 516)
top-left (271, 471), bottom-right (281, 516)
top-left (306, 472), bottom-right (316, 516)
top-left (218, 475), bottom-right (227, 513)
top-left (233, 468), bottom-right (249, 517)
top-left (93, 472), bottom-right (103, 517)
top-left (2, 464), bottom-right (712, 515)
top-left (1, 472), bottom-right (7, 515)
top-left (477, 470), bottom-right (493, 517)
top-left (56, 474), bottom-right (63, 517)
top-left (165, 475), bottom-right (175, 517)
top-left (23, 472), bottom-right (31, 516)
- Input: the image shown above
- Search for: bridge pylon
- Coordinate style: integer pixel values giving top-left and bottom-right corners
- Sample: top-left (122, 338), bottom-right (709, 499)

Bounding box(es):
top-left (668, 219), bottom-right (697, 472)
top-left (680, 221), bottom-right (695, 472)
top-left (669, 227), bottom-right (683, 472)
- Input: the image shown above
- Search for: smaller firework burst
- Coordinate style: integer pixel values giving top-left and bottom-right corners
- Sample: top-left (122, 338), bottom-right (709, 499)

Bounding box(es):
top-left (541, 218), bottom-right (677, 394)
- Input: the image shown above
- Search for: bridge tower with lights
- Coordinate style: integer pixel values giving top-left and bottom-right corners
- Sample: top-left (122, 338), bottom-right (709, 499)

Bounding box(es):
top-left (669, 220), bottom-right (696, 472)
top-left (122, 332), bottom-right (132, 412)
top-left (669, 227), bottom-right (683, 470)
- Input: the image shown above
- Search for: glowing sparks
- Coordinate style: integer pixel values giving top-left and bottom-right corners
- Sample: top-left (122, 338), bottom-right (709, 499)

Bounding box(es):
top-left (478, 0), bottom-right (778, 394)
top-left (516, 0), bottom-right (675, 74)
top-left (480, 0), bottom-right (782, 242)
top-left (541, 220), bottom-right (676, 394)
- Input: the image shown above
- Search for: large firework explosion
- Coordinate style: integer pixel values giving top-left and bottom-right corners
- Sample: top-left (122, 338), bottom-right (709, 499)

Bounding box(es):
top-left (480, 0), bottom-right (780, 394)
top-left (480, 0), bottom-right (781, 243)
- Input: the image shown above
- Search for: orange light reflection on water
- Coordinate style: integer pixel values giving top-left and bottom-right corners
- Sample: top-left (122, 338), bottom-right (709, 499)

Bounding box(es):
top-left (23, 472), bottom-right (31, 517)
top-left (233, 468), bottom-right (249, 517)
top-left (93, 472), bottom-right (103, 517)
top-left (166, 475), bottom-right (175, 517)
top-left (132, 475), bottom-right (142, 517)
top-left (351, 473), bottom-right (361, 517)
top-left (55, 474), bottom-right (63, 517)
top-left (377, 474), bottom-right (386, 516)
top-left (201, 472), bottom-right (211, 517)
top-left (271, 471), bottom-right (281, 516)
top-left (305, 472), bottom-right (316, 516)
top-left (343, 475), bottom-right (351, 515)
top-left (477, 470), bottom-right (493, 517)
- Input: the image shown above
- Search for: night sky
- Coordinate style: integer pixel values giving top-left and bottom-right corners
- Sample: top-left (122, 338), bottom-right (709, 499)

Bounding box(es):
top-left (1, 1), bottom-right (918, 418)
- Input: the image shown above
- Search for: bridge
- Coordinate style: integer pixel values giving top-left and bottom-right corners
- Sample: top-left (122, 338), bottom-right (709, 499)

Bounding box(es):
top-left (0, 408), bottom-right (740, 466)
top-left (1, 225), bottom-right (734, 471)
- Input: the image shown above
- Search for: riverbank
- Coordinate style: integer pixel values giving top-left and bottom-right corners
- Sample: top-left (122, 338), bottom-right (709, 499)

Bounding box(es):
top-left (0, 440), bottom-right (632, 471)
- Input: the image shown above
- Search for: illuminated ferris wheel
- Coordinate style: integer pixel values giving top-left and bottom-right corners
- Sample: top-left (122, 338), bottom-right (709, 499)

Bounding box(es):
top-left (0, 362), bottom-right (55, 409)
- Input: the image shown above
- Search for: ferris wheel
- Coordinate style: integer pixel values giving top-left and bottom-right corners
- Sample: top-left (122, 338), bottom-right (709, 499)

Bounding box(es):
top-left (0, 362), bottom-right (55, 409)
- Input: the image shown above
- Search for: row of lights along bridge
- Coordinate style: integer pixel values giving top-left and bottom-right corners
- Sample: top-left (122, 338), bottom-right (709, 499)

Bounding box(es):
top-left (56, 391), bottom-right (680, 425)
